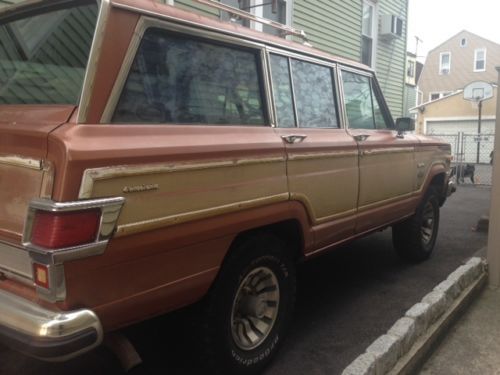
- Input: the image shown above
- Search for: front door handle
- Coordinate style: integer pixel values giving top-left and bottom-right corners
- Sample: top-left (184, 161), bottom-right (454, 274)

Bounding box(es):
top-left (353, 134), bottom-right (370, 142)
top-left (281, 134), bottom-right (307, 144)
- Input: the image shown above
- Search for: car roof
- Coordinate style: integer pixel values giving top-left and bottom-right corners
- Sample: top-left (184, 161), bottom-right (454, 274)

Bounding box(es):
top-left (111, 0), bottom-right (371, 72)
top-left (0, 0), bottom-right (372, 72)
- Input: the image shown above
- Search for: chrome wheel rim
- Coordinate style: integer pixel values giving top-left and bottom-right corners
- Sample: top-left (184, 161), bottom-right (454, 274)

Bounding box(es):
top-left (231, 266), bottom-right (280, 351)
top-left (421, 201), bottom-right (435, 245)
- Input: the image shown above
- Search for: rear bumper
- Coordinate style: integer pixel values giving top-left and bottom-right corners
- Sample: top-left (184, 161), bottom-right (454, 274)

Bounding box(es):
top-left (0, 288), bottom-right (102, 361)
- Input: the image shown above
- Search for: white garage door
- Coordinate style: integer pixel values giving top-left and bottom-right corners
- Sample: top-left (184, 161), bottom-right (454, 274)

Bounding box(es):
top-left (426, 119), bottom-right (495, 135)
top-left (426, 119), bottom-right (495, 163)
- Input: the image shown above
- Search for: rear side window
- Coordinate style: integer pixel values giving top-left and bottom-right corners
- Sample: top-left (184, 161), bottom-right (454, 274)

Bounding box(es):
top-left (112, 28), bottom-right (266, 125)
top-left (269, 53), bottom-right (339, 128)
top-left (0, 1), bottom-right (98, 104)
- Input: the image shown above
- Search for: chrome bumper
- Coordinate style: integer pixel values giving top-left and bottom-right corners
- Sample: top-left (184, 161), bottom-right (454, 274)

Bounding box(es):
top-left (447, 179), bottom-right (457, 197)
top-left (0, 288), bottom-right (102, 361)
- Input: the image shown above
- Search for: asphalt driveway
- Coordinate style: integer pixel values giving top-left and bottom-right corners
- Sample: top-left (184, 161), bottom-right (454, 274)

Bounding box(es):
top-left (0, 185), bottom-right (491, 375)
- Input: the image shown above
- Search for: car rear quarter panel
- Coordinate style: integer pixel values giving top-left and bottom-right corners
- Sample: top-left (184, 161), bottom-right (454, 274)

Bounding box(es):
top-left (46, 121), bottom-right (313, 330)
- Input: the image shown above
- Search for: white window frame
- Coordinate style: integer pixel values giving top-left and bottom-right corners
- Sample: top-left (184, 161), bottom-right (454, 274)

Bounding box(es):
top-left (474, 48), bottom-right (486, 72)
top-left (429, 92), bottom-right (440, 101)
top-left (460, 38), bottom-right (467, 47)
top-left (407, 59), bottom-right (415, 78)
top-left (429, 91), bottom-right (453, 101)
top-left (362, 0), bottom-right (378, 68)
top-left (439, 52), bottom-right (451, 75)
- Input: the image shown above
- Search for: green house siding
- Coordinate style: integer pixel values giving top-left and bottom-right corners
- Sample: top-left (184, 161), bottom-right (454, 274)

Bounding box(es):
top-left (404, 85), bottom-right (417, 117)
top-left (292, 0), bottom-right (407, 118)
top-left (293, 0), bottom-right (361, 61)
top-left (374, 1), bottom-right (408, 118)
top-left (174, 0), bottom-right (218, 17)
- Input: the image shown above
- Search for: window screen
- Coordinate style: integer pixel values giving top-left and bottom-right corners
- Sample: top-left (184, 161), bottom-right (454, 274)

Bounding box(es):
top-left (113, 28), bottom-right (266, 125)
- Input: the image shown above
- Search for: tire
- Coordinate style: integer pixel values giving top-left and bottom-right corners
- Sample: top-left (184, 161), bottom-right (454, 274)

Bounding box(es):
top-left (392, 188), bottom-right (440, 262)
top-left (200, 233), bottom-right (296, 375)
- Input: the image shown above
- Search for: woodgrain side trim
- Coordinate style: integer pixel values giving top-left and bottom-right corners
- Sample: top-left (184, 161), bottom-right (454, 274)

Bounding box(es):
top-left (0, 156), bottom-right (42, 170)
top-left (288, 150), bottom-right (359, 161)
top-left (79, 156), bottom-right (285, 199)
top-left (115, 193), bottom-right (289, 236)
top-left (362, 147), bottom-right (414, 156)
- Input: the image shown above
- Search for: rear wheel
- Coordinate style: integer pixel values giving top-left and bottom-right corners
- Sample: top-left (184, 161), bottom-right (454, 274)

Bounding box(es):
top-left (201, 234), bottom-right (296, 375)
top-left (392, 188), bottom-right (440, 262)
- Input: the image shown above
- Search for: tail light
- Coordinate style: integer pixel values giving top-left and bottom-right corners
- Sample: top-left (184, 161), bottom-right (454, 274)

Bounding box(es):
top-left (23, 197), bottom-right (125, 301)
top-left (31, 209), bottom-right (100, 249)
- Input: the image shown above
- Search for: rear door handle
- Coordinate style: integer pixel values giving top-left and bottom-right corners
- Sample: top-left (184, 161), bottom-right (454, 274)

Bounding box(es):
top-left (281, 134), bottom-right (307, 144)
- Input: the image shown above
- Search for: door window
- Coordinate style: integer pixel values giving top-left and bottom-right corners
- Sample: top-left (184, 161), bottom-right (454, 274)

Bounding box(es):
top-left (291, 59), bottom-right (338, 128)
top-left (270, 54), bottom-right (339, 128)
top-left (341, 70), bottom-right (392, 130)
top-left (112, 28), bottom-right (266, 125)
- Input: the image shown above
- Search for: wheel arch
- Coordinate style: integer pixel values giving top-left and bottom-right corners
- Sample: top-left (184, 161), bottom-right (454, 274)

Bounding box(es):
top-left (428, 169), bottom-right (448, 206)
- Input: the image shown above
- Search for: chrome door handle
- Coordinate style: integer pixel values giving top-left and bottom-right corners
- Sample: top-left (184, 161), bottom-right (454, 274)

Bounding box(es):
top-left (353, 134), bottom-right (370, 142)
top-left (281, 134), bottom-right (307, 144)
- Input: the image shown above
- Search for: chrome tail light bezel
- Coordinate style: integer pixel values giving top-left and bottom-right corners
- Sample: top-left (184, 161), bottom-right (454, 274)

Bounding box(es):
top-left (22, 197), bottom-right (125, 302)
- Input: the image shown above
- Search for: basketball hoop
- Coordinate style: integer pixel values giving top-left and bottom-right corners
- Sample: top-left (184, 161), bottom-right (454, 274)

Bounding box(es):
top-left (463, 81), bottom-right (494, 163)
top-left (464, 81), bottom-right (494, 103)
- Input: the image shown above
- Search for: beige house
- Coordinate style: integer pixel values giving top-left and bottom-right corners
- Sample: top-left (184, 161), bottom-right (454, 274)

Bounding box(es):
top-left (419, 30), bottom-right (500, 103)
top-left (414, 86), bottom-right (497, 163)
top-left (415, 87), bottom-right (497, 134)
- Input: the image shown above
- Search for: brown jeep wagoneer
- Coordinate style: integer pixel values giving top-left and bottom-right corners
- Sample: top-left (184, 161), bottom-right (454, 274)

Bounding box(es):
top-left (0, 0), bottom-right (454, 374)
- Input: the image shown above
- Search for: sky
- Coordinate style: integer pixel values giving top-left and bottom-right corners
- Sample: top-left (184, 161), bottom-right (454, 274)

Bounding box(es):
top-left (407, 0), bottom-right (500, 62)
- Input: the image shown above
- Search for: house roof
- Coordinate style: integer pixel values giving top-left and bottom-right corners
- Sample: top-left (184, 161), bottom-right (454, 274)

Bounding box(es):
top-left (427, 30), bottom-right (500, 54)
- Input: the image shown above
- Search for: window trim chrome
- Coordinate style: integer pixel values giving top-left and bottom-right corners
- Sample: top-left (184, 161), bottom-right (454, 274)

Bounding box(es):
top-left (78, 0), bottom-right (111, 123)
top-left (268, 48), bottom-right (341, 129)
top-left (100, 16), bottom-right (272, 126)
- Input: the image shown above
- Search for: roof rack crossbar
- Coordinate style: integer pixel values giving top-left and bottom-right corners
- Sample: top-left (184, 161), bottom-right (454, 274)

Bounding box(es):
top-left (193, 0), bottom-right (309, 43)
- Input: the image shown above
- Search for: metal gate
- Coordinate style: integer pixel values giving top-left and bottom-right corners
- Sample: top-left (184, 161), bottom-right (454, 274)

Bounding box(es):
top-left (430, 132), bottom-right (494, 185)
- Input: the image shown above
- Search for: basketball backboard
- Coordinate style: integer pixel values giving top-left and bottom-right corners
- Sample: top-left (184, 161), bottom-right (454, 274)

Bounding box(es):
top-left (464, 81), bottom-right (494, 102)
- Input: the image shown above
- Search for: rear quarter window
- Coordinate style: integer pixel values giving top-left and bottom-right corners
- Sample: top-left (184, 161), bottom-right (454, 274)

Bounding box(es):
top-left (0, 1), bottom-right (98, 104)
top-left (112, 28), bottom-right (267, 126)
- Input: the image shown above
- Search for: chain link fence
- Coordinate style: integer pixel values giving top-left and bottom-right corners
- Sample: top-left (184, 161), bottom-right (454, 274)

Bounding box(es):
top-left (431, 132), bottom-right (494, 186)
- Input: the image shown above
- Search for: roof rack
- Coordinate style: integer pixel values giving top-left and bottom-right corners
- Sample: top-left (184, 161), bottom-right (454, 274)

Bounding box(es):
top-left (193, 0), bottom-right (310, 44)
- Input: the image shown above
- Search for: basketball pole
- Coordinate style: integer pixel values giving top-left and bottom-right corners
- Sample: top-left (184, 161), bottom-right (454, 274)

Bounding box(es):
top-left (477, 98), bottom-right (482, 164)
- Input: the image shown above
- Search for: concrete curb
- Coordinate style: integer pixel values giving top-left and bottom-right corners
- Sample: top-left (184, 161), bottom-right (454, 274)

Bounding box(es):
top-left (341, 257), bottom-right (487, 375)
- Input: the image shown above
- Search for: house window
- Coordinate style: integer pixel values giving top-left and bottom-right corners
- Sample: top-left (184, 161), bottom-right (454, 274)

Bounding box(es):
top-left (429, 91), bottom-right (453, 101)
top-left (407, 60), bottom-right (415, 78)
top-left (439, 52), bottom-right (451, 75)
top-left (362, 0), bottom-right (377, 67)
top-left (460, 38), bottom-right (467, 47)
top-left (220, 0), bottom-right (289, 36)
top-left (430, 93), bottom-right (440, 101)
top-left (474, 48), bottom-right (486, 72)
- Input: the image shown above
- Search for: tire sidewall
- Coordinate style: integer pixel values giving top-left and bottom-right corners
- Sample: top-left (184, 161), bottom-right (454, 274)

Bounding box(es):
top-left (419, 190), bottom-right (440, 254)
top-left (207, 236), bottom-right (295, 375)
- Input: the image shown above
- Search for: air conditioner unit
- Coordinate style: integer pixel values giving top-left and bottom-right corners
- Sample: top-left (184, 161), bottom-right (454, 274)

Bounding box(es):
top-left (380, 14), bottom-right (403, 40)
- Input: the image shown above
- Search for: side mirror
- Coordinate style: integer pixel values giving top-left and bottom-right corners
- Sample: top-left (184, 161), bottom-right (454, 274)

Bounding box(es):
top-left (395, 117), bottom-right (415, 137)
